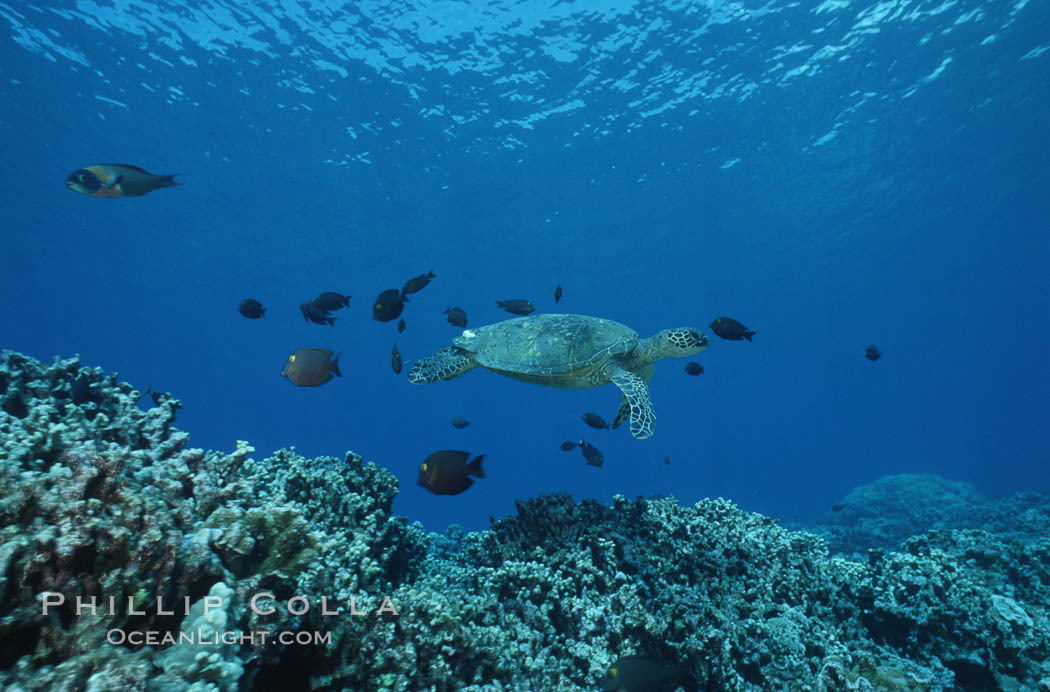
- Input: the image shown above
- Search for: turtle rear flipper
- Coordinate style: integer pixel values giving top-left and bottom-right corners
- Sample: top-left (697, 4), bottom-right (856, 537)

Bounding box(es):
top-left (609, 364), bottom-right (655, 439)
top-left (408, 347), bottom-right (477, 384)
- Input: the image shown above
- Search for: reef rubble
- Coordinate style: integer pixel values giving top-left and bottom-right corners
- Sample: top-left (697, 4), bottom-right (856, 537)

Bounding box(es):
top-left (1, 350), bottom-right (1048, 691)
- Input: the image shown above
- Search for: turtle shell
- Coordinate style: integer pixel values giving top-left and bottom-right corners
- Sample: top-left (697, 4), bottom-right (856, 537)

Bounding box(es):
top-left (456, 314), bottom-right (639, 376)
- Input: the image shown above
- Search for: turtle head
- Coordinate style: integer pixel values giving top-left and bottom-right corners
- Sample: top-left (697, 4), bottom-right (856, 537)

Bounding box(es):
top-left (643, 328), bottom-right (709, 361)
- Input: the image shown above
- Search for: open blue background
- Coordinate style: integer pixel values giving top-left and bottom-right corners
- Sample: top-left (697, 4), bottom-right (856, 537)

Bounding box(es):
top-left (2, 0), bottom-right (1048, 532)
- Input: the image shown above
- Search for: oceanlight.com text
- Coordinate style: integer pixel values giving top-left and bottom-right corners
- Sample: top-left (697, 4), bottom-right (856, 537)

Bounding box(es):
top-left (106, 628), bottom-right (332, 647)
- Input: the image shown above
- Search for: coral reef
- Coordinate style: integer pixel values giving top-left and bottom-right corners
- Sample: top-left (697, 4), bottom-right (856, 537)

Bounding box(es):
top-left (152, 582), bottom-right (244, 691)
top-left (1, 350), bottom-right (1049, 691)
top-left (811, 473), bottom-right (1050, 554)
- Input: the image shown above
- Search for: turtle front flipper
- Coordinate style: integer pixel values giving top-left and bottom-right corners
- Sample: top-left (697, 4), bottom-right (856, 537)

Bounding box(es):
top-left (611, 363), bottom-right (651, 431)
top-left (609, 364), bottom-right (655, 439)
top-left (408, 347), bottom-right (477, 384)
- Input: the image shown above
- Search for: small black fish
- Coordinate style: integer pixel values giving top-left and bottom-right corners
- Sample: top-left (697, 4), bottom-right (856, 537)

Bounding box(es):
top-left (301, 301), bottom-right (336, 326)
top-left (581, 412), bottom-right (609, 430)
top-left (65, 164), bottom-right (181, 198)
top-left (145, 386), bottom-right (182, 410)
top-left (603, 656), bottom-right (696, 692)
top-left (373, 289), bottom-right (405, 322)
top-left (391, 344), bottom-right (403, 374)
top-left (281, 348), bottom-right (341, 386)
top-left (444, 306), bottom-right (468, 328)
top-left (579, 439), bottom-right (604, 467)
top-left (146, 386), bottom-right (162, 407)
top-left (417, 450), bottom-right (485, 495)
top-left (865, 345), bottom-right (881, 362)
top-left (710, 316), bottom-right (755, 342)
top-left (314, 292), bottom-right (351, 311)
top-left (560, 440), bottom-right (578, 452)
top-left (70, 374), bottom-right (92, 405)
top-left (831, 503), bottom-right (847, 512)
top-left (398, 318), bottom-right (406, 333)
top-left (663, 456), bottom-right (671, 465)
top-left (497, 299), bottom-right (535, 316)
top-left (684, 362), bottom-right (704, 376)
top-left (238, 298), bottom-right (265, 319)
top-left (451, 416), bottom-right (471, 429)
top-left (554, 285), bottom-right (563, 303)
top-left (401, 270), bottom-right (436, 298)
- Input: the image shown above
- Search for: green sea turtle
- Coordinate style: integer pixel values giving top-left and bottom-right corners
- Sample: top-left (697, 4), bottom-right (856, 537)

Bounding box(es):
top-left (407, 313), bottom-right (709, 439)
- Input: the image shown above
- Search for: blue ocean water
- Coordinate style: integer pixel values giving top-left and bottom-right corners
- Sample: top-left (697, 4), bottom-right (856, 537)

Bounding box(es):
top-left (2, 0), bottom-right (1047, 535)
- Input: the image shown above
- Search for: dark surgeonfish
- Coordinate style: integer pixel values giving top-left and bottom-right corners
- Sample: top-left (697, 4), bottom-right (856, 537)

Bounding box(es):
top-left (281, 348), bottom-right (341, 386)
top-left (684, 362), bottom-right (704, 376)
top-left (373, 289), bottom-right (405, 322)
top-left (497, 299), bottom-right (535, 316)
top-left (563, 439), bottom-right (604, 466)
top-left (451, 416), bottom-right (471, 429)
top-left (300, 301), bottom-right (335, 326)
top-left (579, 440), bottom-right (604, 467)
top-left (581, 412), bottom-right (610, 430)
top-left (70, 374), bottom-right (92, 405)
top-left (554, 285), bottom-right (563, 303)
top-left (603, 656), bottom-right (696, 692)
top-left (314, 292), bottom-right (351, 311)
top-left (391, 344), bottom-right (403, 374)
top-left (444, 306), bottom-right (468, 327)
top-left (398, 318), bottom-right (406, 333)
top-left (401, 270), bottom-right (436, 298)
top-left (865, 345), bottom-right (882, 362)
top-left (238, 299), bottom-right (265, 319)
top-left (145, 386), bottom-right (181, 409)
top-left (65, 164), bottom-right (180, 198)
top-left (417, 450), bottom-right (485, 495)
top-left (710, 316), bottom-right (755, 342)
